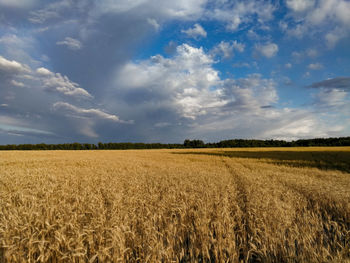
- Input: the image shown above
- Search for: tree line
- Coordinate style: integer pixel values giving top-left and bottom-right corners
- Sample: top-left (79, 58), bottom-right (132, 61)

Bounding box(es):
top-left (0, 137), bottom-right (349, 150)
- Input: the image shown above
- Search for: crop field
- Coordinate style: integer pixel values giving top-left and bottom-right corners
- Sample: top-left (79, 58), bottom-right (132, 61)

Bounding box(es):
top-left (0, 147), bottom-right (350, 262)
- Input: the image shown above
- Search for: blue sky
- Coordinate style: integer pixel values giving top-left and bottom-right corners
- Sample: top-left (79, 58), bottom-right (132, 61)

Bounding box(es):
top-left (0, 0), bottom-right (349, 144)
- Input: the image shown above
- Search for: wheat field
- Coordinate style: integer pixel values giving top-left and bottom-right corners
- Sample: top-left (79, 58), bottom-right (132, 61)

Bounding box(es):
top-left (0, 147), bottom-right (349, 262)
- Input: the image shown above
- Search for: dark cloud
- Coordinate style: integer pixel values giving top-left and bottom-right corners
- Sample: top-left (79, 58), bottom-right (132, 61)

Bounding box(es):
top-left (308, 77), bottom-right (350, 90)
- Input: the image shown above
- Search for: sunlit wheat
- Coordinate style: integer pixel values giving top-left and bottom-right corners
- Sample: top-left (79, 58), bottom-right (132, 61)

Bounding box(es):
top-left (0, 147), bottom-right (349, 262)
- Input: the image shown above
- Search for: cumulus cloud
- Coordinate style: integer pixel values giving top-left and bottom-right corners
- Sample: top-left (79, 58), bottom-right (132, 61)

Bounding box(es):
top-left (0, 55), bottom-right (30, 74)
top-left (56, 37), bottom-right (82, 50)
top-left (222, 75), bottom-right (278, 111)
top-left (208, 0), bottom-right (276, 31)
top-left (308, 0), bottom-right (350, 26)
top-left (36, 67), bottom-right (52, 76)
top-left (182, 23), bottom-right (207, 39)
top-left (306, 49), bottom-right (318, 58)
top-left (113, 44), bottom-right (336, 140)
top-left (11, 80), bottom-right (25, 87)
top-left (286, 0), bottom-right (315, 12)
top-left (211, 40), bottom-right (245, 59)
top-left (284, 0), bottom-right (350, 47)
top-left (255, 43), bottom-right (279, 58)
top-left (291, 49), bottom-right (319, 62)
top-left (112, 43), bottom-right (347, 141)
top-left (308, 63), bottom-right (323, 70)
top-left (117, 44), bottom-right (221, 119)
top-left (325, 27), bottom-right (347, 48)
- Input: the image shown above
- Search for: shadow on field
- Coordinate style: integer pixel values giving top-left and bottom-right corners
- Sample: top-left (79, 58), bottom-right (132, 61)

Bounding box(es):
top-left (174, 150), bottom-right (350, 173)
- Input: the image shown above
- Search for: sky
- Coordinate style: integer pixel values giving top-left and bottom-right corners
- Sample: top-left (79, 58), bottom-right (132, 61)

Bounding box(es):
top-left (0, 0), bottom-right (349, 144)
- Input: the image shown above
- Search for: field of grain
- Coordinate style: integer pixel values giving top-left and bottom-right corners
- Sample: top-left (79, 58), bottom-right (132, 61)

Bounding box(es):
top-left (0, 147), bottom-right (349, 262)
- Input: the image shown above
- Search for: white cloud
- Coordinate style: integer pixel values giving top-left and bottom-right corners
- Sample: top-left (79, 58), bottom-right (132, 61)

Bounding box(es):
top-left (36, 67), bottom-right (92, 98)
top-left (304, 71), bottom-right (311, 78)
top-left (292, 51), bottom-right (302, 58)
top-left (209, 1), bottom-right (276, 32)
top-left (333, 0), bottom-right (350, 25)
top-left (114, 43), bottom-right (350, 140)
top-left (308, 0), bottom-right (350, 26)
top-left (255, 43), bottom-right (279, 58)
top-left (0, 55), bottom-right (30, 74)
top-left (56, 37), bottom-right (82, 50)
top-left (11, 80), bottom-right (25, 87)
top-left (0, 34), bottom-right (25, 46)
top-left (29, 0), bottom-right (72, 24)
top-left (0, 34), bottom-right (38, 68)
top-left (233, 62), bottom-right (254, 68)
top-left (222, 75), bottom-right (278, 111)
top-left (308, 63), bottom-right (323, 70)
top-left (262, 112), bottom-right (324, 140)
top-left (286, 0), bottom-right (315, 12)
top-left (117, 44), bottom-right (221, 119)
top-left (312, 88), bottom-right (348, 109)
top-left (226, 16), bottom-right (241, 31)
top-left (182, 23), bottom-right (207, 39)
top-left (284, 0), bottom-right (350, 47)
top-left (306, 48), bottom-right (318, 57)
top-left (291, 49), bottom-right (319, 62)
top-left (212, 41), bottom-right (233, 59)
top-left (308, 77), bottom-right (350, 111)
top-left (325, 27), bottom-right (347, 48)
top-left (285, 63), bottom-right (292, 69)
top-left (147, 18), bottom-right (160, 31)
top-left (232, 40), bottom-right (245, 53)
top-left (53, 102), bottom-right (125, 122)
top-left (36, 67), bottom-right (52, 76)
top-left (116, 44), bottom-right (279, 123)
top-left (189, 105), bottom-right (341, 141)
top-left (211, 40), bottom-right (245, 59)
top-left (286, 24), bottom-right (308, 38)
top-left (92, 0), bottom-right (206, 20)
top-left (0, 0), bottom-right (37, 8)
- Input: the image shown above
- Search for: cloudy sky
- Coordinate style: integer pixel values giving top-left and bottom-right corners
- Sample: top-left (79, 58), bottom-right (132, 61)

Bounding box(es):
top-left (0, 0), bottom-right (349, 144)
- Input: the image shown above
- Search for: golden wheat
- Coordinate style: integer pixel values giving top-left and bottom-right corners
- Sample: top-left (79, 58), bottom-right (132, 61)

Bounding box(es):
top-left (0, 147), bottom-right (349, 262)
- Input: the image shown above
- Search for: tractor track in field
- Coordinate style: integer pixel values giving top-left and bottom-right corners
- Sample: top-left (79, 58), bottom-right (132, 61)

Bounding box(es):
top-left (221, 158), bottom-right (255, 262)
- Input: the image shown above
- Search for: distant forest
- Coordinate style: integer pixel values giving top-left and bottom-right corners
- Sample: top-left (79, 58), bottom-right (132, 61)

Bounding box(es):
top-left (0, 137), bottom-right (349, 150)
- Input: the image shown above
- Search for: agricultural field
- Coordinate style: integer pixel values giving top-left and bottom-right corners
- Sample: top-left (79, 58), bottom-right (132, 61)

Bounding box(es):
top-left (0, 147), bottom-right (349, 262)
